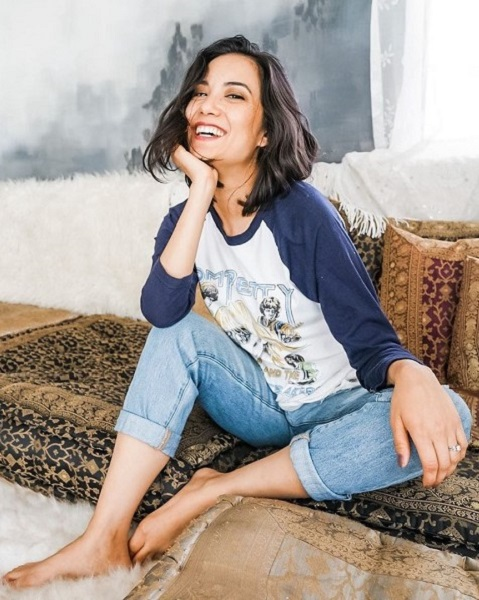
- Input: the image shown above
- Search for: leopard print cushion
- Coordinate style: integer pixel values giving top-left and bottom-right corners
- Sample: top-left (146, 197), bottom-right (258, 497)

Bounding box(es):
top-left (0, 316), bottom-right (241, 519)
top-left (328, 199), bottom-right (384, 291)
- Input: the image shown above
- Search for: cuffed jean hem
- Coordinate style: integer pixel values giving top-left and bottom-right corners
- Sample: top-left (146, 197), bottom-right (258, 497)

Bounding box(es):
top-left (289, 432), bottom-right (351, 501)
top-left (115, 409), bottom-right (181, 457)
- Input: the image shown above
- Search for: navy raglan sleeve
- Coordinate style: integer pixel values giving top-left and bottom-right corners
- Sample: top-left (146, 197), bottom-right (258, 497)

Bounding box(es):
top-left (313, 204), bottom-right (420, 391)
top-left (140, 201), bottom-right (198, 327)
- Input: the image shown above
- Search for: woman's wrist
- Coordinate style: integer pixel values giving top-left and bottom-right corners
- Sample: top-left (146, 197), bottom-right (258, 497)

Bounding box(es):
top-left (189, 177), bottom-right (217, 203)
top-left (386, 359), bottom-right (432, 386)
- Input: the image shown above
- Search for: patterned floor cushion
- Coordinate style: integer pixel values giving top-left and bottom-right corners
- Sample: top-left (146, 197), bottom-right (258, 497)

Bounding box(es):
top-left (1, 314), bottom-right (478, 556)
top-left (221, 444), bottom-right (479, 559)
top-left (300, 447), bottom-right (479, 558)
top-left (126, 496), bottom-right (479, 600)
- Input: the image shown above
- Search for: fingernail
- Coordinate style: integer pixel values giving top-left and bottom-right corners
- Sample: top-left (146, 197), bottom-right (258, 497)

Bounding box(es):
top-left (397, 454), bottom-right (406, 468)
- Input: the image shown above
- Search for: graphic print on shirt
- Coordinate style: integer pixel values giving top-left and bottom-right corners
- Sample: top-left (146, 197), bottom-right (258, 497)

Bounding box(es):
top-left (199, 279), bottom-right (318, 388)
top-left (192, 202), bottom-right (364, 408)
top-left (258, 296), bottom-right (302, 343)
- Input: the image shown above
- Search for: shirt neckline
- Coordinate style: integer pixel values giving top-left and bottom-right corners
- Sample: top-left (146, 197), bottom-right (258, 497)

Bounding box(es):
top-left (209, 204), bottom-right (265, 246)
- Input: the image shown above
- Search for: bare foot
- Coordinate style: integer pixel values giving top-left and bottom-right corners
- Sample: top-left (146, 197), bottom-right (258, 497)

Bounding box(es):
top-left (2, 530), bottom-right (132, 589)
top-left (128, 468), bottom-right (222, 563)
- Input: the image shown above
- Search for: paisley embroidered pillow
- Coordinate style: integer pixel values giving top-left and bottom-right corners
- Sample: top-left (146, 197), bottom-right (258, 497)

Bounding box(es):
top-left (380, 226), bottom-right (479, 382)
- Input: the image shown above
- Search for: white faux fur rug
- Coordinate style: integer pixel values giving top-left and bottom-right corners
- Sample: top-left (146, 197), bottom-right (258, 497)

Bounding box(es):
top-left (0, 478), bottom-right (149, 600)
top-left (0, 172), bottom-right (179, 320)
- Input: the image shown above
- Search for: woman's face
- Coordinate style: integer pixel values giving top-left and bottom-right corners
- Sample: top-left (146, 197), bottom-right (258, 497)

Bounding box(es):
top-left (185, 53), bottom-right (267, 170)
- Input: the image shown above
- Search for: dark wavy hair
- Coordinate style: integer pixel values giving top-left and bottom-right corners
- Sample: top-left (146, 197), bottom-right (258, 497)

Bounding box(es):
top-left (143, 35), bottom-right (319, 215)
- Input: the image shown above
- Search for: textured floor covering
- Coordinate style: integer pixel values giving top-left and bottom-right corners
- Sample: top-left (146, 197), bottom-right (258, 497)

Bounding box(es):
top-left (0, 303), bottom-right (77, 336)
top-left (2, 303), bottom-right (478, 599)
top-left (0, 477), bottom-right (148, 600)
top-left (0, 304), bottom-right (148, 599)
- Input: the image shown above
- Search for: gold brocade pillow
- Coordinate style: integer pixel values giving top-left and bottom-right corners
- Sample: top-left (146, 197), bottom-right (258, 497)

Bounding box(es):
top-left (448, 256), bottom-right (479, 391)
top-left (379, 226), bottom-right (479, 383)
top-left (396, 219), bottom-right (479, 241)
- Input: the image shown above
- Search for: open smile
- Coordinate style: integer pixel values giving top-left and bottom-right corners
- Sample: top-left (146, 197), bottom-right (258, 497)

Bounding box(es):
top-left (193, 123), bottom-right (226, 140)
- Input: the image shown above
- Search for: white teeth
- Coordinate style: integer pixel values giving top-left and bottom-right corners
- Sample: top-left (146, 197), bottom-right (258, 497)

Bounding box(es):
top-left (196, 125), bottom-right (225, 137)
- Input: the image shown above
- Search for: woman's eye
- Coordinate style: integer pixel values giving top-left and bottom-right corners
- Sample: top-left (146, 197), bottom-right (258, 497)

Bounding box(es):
top-left (227, 93), bottom-right (244, 100)
top-left (194, 91), bottom-right (207, 97)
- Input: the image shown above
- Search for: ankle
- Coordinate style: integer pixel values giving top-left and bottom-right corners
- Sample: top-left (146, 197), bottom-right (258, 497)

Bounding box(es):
top-left (84, 519), bottom-right (130, 546)
top-left (195, 472), bottom-right (226, 506)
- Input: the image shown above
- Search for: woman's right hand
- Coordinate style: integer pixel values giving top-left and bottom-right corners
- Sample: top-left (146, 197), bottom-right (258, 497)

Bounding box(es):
top-left (172, 145), bottom-right (218, 198)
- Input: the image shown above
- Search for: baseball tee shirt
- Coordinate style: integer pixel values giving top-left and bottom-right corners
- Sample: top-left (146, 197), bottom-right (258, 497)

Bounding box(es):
top-left (141, 181), bottom-right (417, 410)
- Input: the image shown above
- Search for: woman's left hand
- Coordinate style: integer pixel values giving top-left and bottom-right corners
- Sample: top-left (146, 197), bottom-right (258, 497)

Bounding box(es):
top-left (388, 359), bottom-right (468, 487)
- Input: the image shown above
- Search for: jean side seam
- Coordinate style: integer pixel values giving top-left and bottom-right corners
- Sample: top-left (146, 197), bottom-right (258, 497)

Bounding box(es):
top-left (115, 410), bottom-right (180, 455)
top-left (157, 428), bottom-right (171, 452)
top-left (163, 367), bottom-right (197, 427)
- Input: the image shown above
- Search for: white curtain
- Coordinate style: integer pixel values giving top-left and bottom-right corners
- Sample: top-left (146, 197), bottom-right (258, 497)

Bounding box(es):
top-left (312, 0), bottom-right (479, 225)
top-left (371, 0), bottom-right (479, 153)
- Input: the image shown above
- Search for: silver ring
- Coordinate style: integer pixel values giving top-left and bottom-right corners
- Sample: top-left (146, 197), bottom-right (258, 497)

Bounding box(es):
top-left (448, 444), bottom-right (461, 453)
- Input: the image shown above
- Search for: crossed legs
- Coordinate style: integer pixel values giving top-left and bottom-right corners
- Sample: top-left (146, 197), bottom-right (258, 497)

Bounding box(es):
top-left (2, 435), bottom-right (307, 588)
top-left (2, 314), bottom-right (301, 588)
top-left (3, 314), bottom-right (472, 588)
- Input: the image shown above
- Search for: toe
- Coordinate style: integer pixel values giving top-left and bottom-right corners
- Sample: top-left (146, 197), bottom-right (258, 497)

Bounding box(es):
top-left (2, 566), bottom-right (27, 585)
top-left (4, 565), bottom-right (49, 589)
top-left (3, 572), bottom-right (27, 588)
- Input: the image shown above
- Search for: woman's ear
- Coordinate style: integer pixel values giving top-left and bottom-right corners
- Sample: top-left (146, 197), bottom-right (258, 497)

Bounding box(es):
top-left (258, 132), bottom-right (268, 148)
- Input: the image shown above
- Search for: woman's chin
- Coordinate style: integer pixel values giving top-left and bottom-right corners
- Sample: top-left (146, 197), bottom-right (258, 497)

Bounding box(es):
top-left (197, 152), bottom-right (219, 164)
top-left (189, 142), bottom-right (219, 163)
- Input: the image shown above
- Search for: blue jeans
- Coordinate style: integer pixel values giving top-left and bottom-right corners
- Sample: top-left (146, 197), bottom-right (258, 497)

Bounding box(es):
top-left (115, 313), bottom-right (472, 501)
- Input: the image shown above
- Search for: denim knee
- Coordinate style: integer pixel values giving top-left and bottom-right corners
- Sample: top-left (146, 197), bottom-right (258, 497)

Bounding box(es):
top-left (288, 385), bottom-right (474, 502)
top-left (446, 387), bottom-right (473, 440)
top-left (115, 312), bottom-right (289, 456)
top-left (115, 314), bottom-right (216, 456)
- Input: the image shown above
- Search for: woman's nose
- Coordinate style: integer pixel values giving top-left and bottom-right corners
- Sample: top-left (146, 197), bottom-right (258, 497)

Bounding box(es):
top-left (199, 94), bottom-right (221, 115)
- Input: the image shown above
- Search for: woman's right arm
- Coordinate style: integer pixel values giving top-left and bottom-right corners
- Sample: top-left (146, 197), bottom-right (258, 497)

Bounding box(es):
top-left (141, 146), bottom-right (218, 327)
top-left (159, 146), bottom-right (218, 278)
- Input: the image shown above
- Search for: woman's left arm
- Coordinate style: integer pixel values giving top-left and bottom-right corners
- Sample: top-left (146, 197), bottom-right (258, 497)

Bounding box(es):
top-left (308, 194), bottom-right (468, 487)
top-left (387, 359), bottom-right (468, 487)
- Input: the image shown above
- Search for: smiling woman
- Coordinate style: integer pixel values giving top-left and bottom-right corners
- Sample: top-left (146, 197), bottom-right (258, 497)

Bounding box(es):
top-left (185, 54), bottom-right (267, 173)
top-left (143, 36), bottom-right (317, 216)
top-left (3, 34), bottom-right (472, 591)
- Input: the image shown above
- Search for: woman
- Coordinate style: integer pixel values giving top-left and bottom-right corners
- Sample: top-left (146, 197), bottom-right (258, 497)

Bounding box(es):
top-left (3, 35), bottom-right (471, 588)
